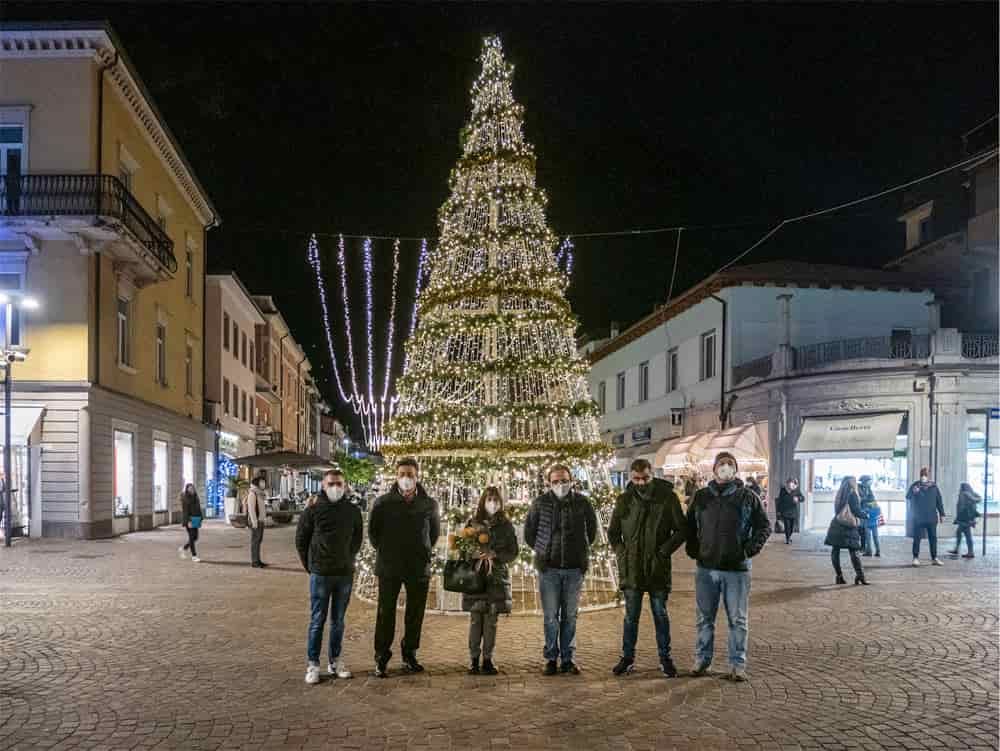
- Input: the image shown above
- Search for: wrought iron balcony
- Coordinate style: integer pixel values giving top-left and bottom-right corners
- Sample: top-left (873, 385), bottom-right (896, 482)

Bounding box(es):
top-left (732, 353), bottom-right (774, 385)
top-left (962, 333), bottom-right (999, 359)
top-left (793, 335), bottom-right (931, 370)
top-left (1, 173), bottom-right (177, 275)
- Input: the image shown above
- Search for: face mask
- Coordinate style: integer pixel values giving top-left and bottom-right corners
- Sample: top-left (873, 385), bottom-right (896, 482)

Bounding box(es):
top-left (325, 485), bottom-right (345, 502)
top-left (398, 476), bottom-right (416, 493)
top-left (715, 464), bottom-right (737, 483)
top-left (788, 483), bottom-right (798, 491)
top-left (920, 475), bottom-right (929, 483)
top-left (551, 482), bottom-right (571, 499)
top-left (485, 500), bottom-right (499, 516)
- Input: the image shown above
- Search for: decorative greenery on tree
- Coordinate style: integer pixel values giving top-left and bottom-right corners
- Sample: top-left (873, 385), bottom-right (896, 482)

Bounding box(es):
top-left (357, 36), bottom-right (618, 612)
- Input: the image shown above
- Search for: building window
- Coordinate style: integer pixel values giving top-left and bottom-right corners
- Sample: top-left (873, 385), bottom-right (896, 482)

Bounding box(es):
top-left (597, 381), bottom-right (606, 415)
top-left (667, 347), bottom-right (678, 392)
top-left (182, 446), bottom-right (194, 491)
top-left (155, 324), bottom-right (167, 385)
top-left (223, 377), bottom-right (230, 415)
top-left (223, 313), bottom-right (230, 350)
top-left (616, 372), bottom-right (626, 411)
top-left (967, 413), bottom-right (999, 513)
top-left (241, 392), bottom-right (248, 422)
top-left (233, 383), bottom-right (239, 421)
top-left (153, 439), bottom-right (168, 512)
top-left (185, 340), bottom-right (194, 397)
top-left (700, 330), bottom-right (717, 381)
top-left (233, 322), bottom-right (239, 360)
top-left (185, 250), bottom-right (193, 299)
top-left (0, 122), bottom-right (25, 177)
top-left (919, 216), bottom-right (932, 245)
top-left (117, 297), bottom-right (131, 367)
top-left (249, 343), bottom-right (255, 374)
top-left (638, 361), bottom-right (649, 403)
top-left (113, 430), bottom-right (135, 518)
top-left (241, 332), bottom-right (247, 367)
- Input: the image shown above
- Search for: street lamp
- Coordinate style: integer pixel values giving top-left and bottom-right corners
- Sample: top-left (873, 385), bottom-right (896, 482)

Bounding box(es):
top-left (343, 436), bottom-right (350, 457)
top-left (2, 291), bottom-right (39, 547)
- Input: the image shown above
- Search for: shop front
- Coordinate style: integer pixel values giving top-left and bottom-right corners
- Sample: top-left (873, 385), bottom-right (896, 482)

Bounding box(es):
top-left (0, 405), bottom-right (43, 538)
top-left (793, 412), bottom-right (909, 531)
top-left (654, 422), bottom-right (769, 488)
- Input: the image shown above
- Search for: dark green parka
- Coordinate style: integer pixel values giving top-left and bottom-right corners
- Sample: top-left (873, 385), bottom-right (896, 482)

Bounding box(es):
top-left (608, 478), bottom-right (687, 592)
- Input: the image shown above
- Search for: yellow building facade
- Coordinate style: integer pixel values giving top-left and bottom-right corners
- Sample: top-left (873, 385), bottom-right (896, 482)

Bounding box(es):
top-left (0, 24), bottom-right (220, 537)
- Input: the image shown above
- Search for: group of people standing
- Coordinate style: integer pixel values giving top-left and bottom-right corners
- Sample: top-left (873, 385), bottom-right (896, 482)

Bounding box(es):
top-left (293, 451), bottom-right (770, 684)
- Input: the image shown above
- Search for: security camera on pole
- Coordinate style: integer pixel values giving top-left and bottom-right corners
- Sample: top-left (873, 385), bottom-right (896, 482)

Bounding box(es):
top-left (1, 290), bottom-right (39, 547)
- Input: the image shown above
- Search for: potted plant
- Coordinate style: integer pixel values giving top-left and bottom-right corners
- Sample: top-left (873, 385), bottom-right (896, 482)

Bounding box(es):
top-left (226, 476), bottom-right (250, 528)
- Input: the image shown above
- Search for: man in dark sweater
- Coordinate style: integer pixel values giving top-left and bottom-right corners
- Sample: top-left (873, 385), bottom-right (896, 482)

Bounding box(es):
top-left (524, 464), bottom-right (599, 676)
top-left (907, 467), bottom-right (946, 566)
top-left (685, 451), bottom-right (770, 682)
top-left (296, 469), bottom-right (364, 685)
top-left (369, 457), bottom-right (441, 677)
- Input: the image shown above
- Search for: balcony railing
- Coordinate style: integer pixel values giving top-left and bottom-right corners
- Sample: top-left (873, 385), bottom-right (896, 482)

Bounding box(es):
top-left (732, 354), bottom-right (774, 384)
top-left (962, 333), bottom-right (999, 359)
top-left (1, 173), bottom-right (176, 274)
top-left (793, 335), bottom-right (931, 370)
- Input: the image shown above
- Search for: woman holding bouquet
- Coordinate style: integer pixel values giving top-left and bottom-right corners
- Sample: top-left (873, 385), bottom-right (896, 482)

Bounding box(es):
top-left (455, 486), bottom-right (519, 675)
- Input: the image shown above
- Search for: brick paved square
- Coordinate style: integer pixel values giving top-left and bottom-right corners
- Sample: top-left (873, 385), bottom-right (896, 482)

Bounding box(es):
top-left (0, 524), bottom-right (996, 750)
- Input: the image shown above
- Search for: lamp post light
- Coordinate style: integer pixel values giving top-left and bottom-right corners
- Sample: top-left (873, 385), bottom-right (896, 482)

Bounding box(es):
top-left (343, 436), bottom-right (350, 457)
top-left (1, 291), bottom-right (39, 548)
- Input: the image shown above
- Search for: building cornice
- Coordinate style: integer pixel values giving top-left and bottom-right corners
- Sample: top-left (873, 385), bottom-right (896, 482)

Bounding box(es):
top-left (0, 25), bottom-right (219, 226)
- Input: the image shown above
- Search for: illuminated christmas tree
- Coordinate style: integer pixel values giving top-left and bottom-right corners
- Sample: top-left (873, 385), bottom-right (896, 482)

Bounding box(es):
top-left (357, 36), bottom-right (618, 612)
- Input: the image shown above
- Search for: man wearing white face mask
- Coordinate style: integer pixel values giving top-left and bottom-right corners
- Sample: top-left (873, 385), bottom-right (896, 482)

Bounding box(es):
top-left (685, 451), bottom-right (770, 682)
top-left (296, 469), bottom-right (364, 685)
top-left (524, 464), bottom-right (599, 676)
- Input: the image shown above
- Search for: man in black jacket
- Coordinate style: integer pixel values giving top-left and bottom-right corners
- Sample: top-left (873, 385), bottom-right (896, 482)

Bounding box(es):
top-left (608, 459), bottom-right (686, 678)
top-left (296, 469), bottom-right (363, 685)
top-left (907, 467), bottom-right (946, 566)
top-left (686, 451), bottom-right (770, 682)
top-left (524, 464), bottom-right (598, 676)
top-left (369, 457), bottom-right (441, 677)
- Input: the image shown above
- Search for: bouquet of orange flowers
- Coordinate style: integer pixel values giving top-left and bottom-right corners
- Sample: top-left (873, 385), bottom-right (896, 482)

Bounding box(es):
top-left (448, 522), bottom-right (491, 561)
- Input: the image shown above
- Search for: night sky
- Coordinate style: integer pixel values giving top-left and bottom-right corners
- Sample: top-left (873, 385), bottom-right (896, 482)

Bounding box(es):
top-left (5, 2), bottom-right (997, 436)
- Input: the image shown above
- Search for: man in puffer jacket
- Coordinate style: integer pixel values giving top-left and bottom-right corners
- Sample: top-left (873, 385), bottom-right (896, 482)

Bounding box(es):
top-left (685, 451), bottom-right (770, 682)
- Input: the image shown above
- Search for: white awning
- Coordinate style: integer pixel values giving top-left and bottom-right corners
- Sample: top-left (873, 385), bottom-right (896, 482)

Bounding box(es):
top-left (0, 406), bottom-right (44, 445)
top-left (654, 432), bottom-right (712, 470)
top-left (794, 412), bottom-right (905, 460)
top-left (699, 423), bottom-right (770, 472)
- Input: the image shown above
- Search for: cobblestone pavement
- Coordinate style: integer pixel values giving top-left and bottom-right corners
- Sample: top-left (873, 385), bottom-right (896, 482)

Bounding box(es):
top-left (1, 522), bottom-right (997, 751)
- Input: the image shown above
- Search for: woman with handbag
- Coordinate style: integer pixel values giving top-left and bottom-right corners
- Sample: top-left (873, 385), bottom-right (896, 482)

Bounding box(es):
top-left (775, 478), bottom-right (804, 544)
top-left (824, 476), bottom-right (868, 585)
top-left (178, 483), bottom-right (203, 563)
top-left (457, 486), bottom-right (518, 675)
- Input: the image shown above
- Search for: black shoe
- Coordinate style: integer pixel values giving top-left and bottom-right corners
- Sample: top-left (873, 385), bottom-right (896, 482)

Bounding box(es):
top-left (468, 658), bottom-right (480, 675)
top-left (835, 574), bottom-right (846, 585)
top-left (862, 552), bottom-right (872, 557)
top-left (543, 660), bottom-right (558, 676)
top-left (659, 658), bottom-right (678, 678)
top-left (612, 656), bottom-right (635, 676)
top-left (402, 655), bottom-right (424, 673)
top-left (874, 552), bottom-right (881, 557)
top-left (855, 574), bottom-right (870, 586)
top-left (560, 661), bottom-right (581, 675)
top-left (373, 659), bottom-right (389, 678)
top-left (481, 659), bottom-right (498, 676)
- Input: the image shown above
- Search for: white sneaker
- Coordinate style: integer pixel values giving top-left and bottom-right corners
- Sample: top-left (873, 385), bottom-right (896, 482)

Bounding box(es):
top-left (931, 558), bottom-right (943, 566)
top-left (330, 660), bottom-right (353, 679)
top-left (912, 558), bottom-right (920, 567)
top-left (305, 663), bottom-right (321, 685)
top-left (191, 556), bottom-right (201, 563)
top-left (178, 546), bottom-right (188, 560)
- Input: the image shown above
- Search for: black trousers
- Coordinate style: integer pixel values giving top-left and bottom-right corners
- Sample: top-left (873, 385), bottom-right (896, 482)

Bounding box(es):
top-left (831, 547), bottom-right (863, 578)
top-left (183, 525), bottom-right (199, 557)
top-left (250, 524), bottom-right (264, 565)
top-left (374, 575), bottom-right (430, 661)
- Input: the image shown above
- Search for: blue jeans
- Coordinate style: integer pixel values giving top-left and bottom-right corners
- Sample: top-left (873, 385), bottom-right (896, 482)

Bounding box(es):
top-left (694, 565), bottom-right (751, 669)
top-left (307, 573), bottom-right (353, 664)
top-left (621, 588), bottom-right (671, 661)
top-left (539, 568), bottom-right (584, 662)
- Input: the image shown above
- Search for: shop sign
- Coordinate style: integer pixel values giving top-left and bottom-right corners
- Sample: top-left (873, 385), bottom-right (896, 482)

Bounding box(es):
top-left (632, 427), bottom-right (652, 445)
top-left (611, 433), bottom-right (625, 447)
top-left (218, 430), bottom-right (241, 456)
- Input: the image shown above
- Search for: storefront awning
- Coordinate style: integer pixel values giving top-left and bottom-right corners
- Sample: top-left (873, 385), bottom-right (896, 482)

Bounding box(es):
top-left (698, 423), bottom-right (769, 472)
top-left (794, 413), bottom-right (905, 460)
top-left (0, 406), bottom-right (44, 445)
top-left (654, 432), bottom-right (712, 471)
top-left (230, 450), bottom-right (334, 470)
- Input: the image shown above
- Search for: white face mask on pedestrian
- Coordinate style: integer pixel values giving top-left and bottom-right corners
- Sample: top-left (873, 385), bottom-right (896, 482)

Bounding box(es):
top-left (715, 463), bottom-right (737, 483)
top-left (398, 476), bottom-right (416, 493)
top-left (551, 482), bottom-right (571, 499)
top-left (325, 485), bottom-right (345, 502)
top-left (485, 500), bottom-right (499, 516)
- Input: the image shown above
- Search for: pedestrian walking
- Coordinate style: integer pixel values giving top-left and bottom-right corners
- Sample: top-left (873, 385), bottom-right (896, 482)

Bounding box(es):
top-left (824, 476), bottom-right (869, 586)
top-left (247, 474), bottom-right (268, 568)
top-left (685, 452), bottom-right (770, 682)
top-left (607, 459), bottom-right (686, 678)
top-left (461, 486), bottom-right (518, 676)
top-left (775, 478), bottom-right (803, 544)
top-left (369, 457), bottom-right (441, 678)
top-left (524, 464), bottom-right (599, 676)
top-left (296, 469), bottom-right (364, 685)
top-left (858, 476), bottom-right (881, 557)
top-left (907, 468), bottom-right (945, 567)
top-left (949, 483), bottom-right (982, 559)
top-left (177, 483), bottom-right (203, 562)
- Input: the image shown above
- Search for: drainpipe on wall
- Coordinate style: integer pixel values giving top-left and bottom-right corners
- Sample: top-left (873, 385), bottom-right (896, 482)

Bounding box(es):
top-left (709, 294), bottom-right (728, 428)
top-left (296, 355), bottom-right (307, 451)
top-left (926, 299), bottom-right (941, 481)
top-left (93, 51), bottom-right (118, 388)
top-left (277, 333), bottom-right (289, 446)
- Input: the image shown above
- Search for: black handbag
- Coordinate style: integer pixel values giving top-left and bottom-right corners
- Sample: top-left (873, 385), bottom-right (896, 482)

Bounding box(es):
top-left (443, 559), bottom-right (487, 594)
